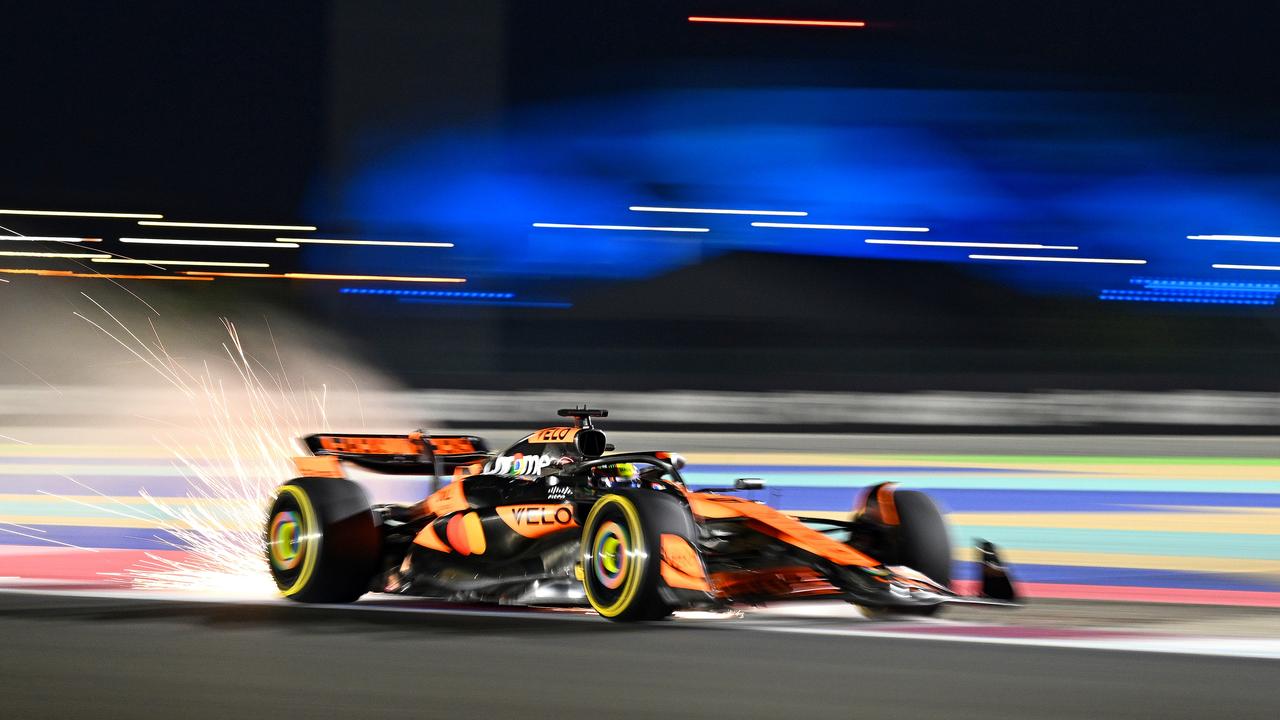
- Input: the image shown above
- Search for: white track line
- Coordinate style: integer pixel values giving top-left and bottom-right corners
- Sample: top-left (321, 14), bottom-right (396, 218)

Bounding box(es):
top-left (740, 624), bottom-right (1280, 660)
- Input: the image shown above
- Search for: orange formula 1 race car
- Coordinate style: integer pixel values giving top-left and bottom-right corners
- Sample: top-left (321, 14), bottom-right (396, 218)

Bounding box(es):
top-left (266, 408), bottom-right (1018, 621)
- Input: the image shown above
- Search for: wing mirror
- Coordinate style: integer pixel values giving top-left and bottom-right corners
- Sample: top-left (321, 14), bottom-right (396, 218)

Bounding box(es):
top-left (733, 478), bottom-right (766, 491)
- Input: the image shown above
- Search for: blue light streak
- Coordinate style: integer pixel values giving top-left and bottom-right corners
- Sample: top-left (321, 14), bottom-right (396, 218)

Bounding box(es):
top-left (1129, 277), bottom-right (1280, 293)
top-left (1099, 290), bottom-right (1275, 306)
top-left (340, 287), bottom-right (515, 299)
top-left (340, 286), bottom-right (569, 308)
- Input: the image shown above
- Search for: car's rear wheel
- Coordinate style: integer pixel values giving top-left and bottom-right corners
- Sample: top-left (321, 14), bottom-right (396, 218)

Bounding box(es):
top-left (580, 492), bottom-right (675, 621)
top-left (266, 477), bottom-right (380, 603)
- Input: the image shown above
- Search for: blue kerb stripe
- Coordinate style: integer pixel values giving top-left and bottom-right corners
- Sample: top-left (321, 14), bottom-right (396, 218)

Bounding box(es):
top-left (0, 525), bottom-right (184, 551)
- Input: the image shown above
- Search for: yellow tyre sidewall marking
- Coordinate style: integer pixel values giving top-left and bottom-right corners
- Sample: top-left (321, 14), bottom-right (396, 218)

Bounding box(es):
top-left (582, 494), bottom-right (646, 618)
top-left (275, 485), bottom-right (320, 597)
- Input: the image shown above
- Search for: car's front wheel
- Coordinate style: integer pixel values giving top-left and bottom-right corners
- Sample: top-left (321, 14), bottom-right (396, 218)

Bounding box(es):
top-left (580, 491), bottom-right (684, 621)
top-left (879, 489), bottom-right (952, 616)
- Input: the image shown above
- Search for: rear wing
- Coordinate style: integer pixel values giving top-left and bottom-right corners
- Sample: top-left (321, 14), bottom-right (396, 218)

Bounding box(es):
top-left (301, 432), bottom-right (489, 479)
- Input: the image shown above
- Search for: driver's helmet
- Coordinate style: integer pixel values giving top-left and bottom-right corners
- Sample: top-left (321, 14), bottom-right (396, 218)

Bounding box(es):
top-left (589, 462), bottom-right (638, 486)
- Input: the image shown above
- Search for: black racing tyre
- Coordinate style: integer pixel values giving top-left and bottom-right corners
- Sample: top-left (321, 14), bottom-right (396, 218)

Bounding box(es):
top-left (892, 490), bottom-right (953, 588)
top-left (879, 490), bottom-right (952, 617)
top-left (265, 477), bottom-right (380, 603)
top-left (580, 490), bottom-right (693, 621)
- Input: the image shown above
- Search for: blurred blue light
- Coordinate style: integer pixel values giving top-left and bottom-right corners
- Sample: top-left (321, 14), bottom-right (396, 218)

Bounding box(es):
top-left (340, 287), bottom-right (515, 299)
top-left (1099, 290), bottom-right (1275, 306)
top-left (323, 88), bottom-right (1280, 302)
top-left (1131, 277), bottom-right (1280, 292)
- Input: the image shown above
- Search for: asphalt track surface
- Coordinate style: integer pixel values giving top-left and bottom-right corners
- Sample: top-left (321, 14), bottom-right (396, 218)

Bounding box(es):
top-left (1, 593), bottom-right (1276, 720)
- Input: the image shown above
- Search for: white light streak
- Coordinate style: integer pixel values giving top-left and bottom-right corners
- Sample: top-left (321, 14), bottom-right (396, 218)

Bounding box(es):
top-left (91, 259), bottom-right (270, 268)
top-left (1188, 235), bottom-right (1280, 243)
top-left (629, 206), bottom-right (808, 217)
top-left (866, 239), bottom-right (1078, 250)
top-left (968, 254), bottom-right (1147, 265)
top-left (532, 222), bottom-right (709, 233)
top-left (0, 250), bottom-right (110, 259)
top-left (1212, 264), bottom-right (1280, 271)
top-left (120, 238), bottom-right (300, 249)
top-left (138, 221), bottom-right (317, 231)
top-left (0, 268), bottom-right (210, 281)
top-left (277, 237), bottom-right (454, 248)
top-left (0, 236), bottom-right (102, 243)
top-left (752, 222), bottom-right (930, 232)
top-left (0, 209), bottom-right (162, 219)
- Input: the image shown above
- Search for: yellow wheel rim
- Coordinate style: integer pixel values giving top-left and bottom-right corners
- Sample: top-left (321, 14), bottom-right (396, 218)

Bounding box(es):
top-left (581, 495), bottom-right (646, 617)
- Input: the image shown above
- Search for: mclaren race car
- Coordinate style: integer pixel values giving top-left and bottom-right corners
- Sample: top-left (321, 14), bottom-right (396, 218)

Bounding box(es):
top-left (266, 408), bottom-right (1018, 620)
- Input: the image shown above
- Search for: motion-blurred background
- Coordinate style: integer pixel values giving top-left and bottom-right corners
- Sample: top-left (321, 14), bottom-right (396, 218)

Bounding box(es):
top-left (4, 1), bottom-right (1279, 403)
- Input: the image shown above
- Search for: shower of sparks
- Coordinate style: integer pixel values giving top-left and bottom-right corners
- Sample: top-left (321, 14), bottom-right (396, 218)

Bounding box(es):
top-left (73, 300), bottom-right (335, 596)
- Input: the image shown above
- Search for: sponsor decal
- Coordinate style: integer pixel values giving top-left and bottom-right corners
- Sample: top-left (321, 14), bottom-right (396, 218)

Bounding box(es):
top-left (318, 435), bottom-right (422, 455)
top-left (527, 426), bottom-right (580, 443)
top-left (497, 503), bottom-right (578, 538)
top-left (547, 485), bottom-right (573, 499)
top-left (485, 453), bottom-right (555, 476)
top-left (428, 436), bottom-right (478, 455)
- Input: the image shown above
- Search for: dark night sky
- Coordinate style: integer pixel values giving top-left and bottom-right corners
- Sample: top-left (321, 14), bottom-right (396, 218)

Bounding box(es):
top-left (2, 2), bottom-right (327, 218)
top-left (3, 2), bottom-right (1277, 220)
